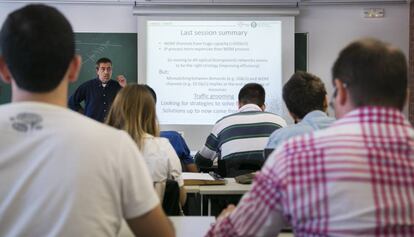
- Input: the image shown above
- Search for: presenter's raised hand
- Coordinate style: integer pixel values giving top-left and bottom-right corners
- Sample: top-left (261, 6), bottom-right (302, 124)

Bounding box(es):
top-left (116, 75), bottom-right (127, 87)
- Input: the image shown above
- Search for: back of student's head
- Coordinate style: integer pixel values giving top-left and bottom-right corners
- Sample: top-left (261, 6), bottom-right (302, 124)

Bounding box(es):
top-left (283, 71), bottom-right (327, 119)
top-left (0, 4), bottom-right (74, 92)
top-left (105, 84), bottom-right (159, 149)
top-left (238, 83), bottom-right (265, 107)
top-left (332, 38), bottom-right (407, 110)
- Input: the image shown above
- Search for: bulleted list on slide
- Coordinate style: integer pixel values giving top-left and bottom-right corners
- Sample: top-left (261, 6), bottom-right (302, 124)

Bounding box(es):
top-left (147, 21), bottom-right (283, 125)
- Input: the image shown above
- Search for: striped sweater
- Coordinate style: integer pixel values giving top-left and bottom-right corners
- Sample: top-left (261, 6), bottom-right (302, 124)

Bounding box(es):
top-left (195, 104), bottom-right (286, 176)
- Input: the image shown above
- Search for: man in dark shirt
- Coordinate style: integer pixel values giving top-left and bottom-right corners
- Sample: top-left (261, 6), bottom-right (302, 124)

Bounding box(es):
top-left (68, 57), bottom-right (126, 122)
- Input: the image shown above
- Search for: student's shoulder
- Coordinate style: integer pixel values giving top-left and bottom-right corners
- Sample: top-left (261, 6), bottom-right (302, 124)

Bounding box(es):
top-left (259, 111), bottom-right (287, 125)
top-left (278, 123), bottom-right (341, 155)
top-left (153, 136), bottom-right (175, 149)
top-left (3, 102), bottom-right (132, 146)
top-left (153, 136), bottom-right (178, 155)
top-left (0, 102), bottom-right (15, 113)
top-left (63, 107), bottom-right (128, 138)
top-left (160, 130), bottom-right (181, 139)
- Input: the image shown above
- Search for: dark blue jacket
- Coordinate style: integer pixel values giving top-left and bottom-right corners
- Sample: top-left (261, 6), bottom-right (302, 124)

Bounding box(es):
top-left (160, 131), bottom-right (194, 165)
top-left (68, 78), bottom-right (121, 122)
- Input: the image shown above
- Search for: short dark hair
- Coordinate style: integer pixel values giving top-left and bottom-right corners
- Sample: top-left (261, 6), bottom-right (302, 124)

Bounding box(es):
top-left (332, 38), bottom-right (407, 110)
top-left (283, 71), bottom-right (327, 119)
top-left (96, 57), bottom-right (112, 69)
top-left (238, 83), bottom-right (265, 107)
top-left (0, 4), bottom-right (74, 92)
top-left (144, 84), bottom-right (157, 103)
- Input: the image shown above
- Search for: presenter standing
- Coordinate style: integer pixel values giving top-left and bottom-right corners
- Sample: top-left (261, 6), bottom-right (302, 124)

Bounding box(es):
top-left (68, 57), bottom-right (126, 122)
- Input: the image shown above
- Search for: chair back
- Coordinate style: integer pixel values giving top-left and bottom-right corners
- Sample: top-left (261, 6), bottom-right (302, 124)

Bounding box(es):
top-left (218, 157), bottom-right (264, 177)
top-left (162, 179), bottom-right (181, 216)
top-left (154, 181), bottom-right (166, 203)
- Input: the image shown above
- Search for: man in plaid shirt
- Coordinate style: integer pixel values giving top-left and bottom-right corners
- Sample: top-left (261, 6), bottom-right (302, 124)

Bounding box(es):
top-left (206, 38), bottom-right (414, 236)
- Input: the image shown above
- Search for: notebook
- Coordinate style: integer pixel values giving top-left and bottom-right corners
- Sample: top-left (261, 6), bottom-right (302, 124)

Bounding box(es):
top-left (182, 172), bottom-right (226, 185)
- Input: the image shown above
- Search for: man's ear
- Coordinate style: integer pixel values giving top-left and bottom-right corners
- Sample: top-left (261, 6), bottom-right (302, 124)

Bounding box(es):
top-left (334, 79), bottom-right (348, 107)
top-left (288, 111), bottom-right (299, 123)
top-left (401, 88), bottom-right (410, 112)
top-left (405, 88), bottom-right (409, 107)
top-left (323, 95), bottom-right (329, 112)
top-left (0, 56), bottom-right (13, 84)
top-left (67, 55), bottom-right (82, 83)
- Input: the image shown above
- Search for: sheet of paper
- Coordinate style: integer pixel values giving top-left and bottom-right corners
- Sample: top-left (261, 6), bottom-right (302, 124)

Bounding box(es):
top-left (182, 172), bottom-right (214, 181)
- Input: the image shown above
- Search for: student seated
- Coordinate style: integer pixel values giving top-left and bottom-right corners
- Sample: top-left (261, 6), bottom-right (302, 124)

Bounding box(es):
top-left (264, 71), bottom-right (335, 158)
top-left (144, 85), bottom-right (198, 172)
top-left (195, 83), bottom-right (287, 177)
top-left (207, 38), bottom-right (414, 236)
top-left (106, 84), bottom-right (186, 207)
top-left (0, 5), bottom-right (173, 237)
top-left (160, 130), bottom-right (198, 172)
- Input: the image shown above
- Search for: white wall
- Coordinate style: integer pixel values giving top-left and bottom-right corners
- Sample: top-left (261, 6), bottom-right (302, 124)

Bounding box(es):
top-left (0, 2), bottom-right (410, 150)
top-left (296, 5), bottom-right (409, 115)
top-left (0, 3), bottom-right (137, 32)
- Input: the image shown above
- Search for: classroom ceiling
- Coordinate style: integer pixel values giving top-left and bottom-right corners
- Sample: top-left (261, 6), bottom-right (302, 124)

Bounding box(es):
top-left (0, 0), bottom-right (409, 5)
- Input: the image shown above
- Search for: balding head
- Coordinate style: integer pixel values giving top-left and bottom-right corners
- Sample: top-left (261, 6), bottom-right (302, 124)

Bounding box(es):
top-left (332, 38), bottom-right (407, 110)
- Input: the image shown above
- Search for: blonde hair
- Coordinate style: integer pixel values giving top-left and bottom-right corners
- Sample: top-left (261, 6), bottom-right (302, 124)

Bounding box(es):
top-left (105, 84), bottom-right (159, 149)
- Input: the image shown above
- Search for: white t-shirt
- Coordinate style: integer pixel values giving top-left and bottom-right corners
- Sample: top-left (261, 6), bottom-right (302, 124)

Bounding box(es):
top-left (141, 134), bottom-right (184, 187)
top-left (0, 102), bottom-right (159, 237)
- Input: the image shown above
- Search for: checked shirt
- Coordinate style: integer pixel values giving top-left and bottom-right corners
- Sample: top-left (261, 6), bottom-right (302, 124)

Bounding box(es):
top-left (207, 106), bottom-right (414, 237)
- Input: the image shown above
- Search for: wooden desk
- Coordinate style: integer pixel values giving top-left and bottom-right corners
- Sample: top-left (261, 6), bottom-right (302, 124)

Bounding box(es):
top-left (118, 217), bottom-right (215, 237)
top-left (170, 216), bottom-right (294, 237)
top-left (184, 178), bottom-right (252, 216)
top-left (185, 185), bottom-right (200, 194)
top-left (170, 216), bottom-right (215, 237)
top-left (199, 178), bottom-right (251, 195)
top-left (199, 178), bottom-right (252, 216)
